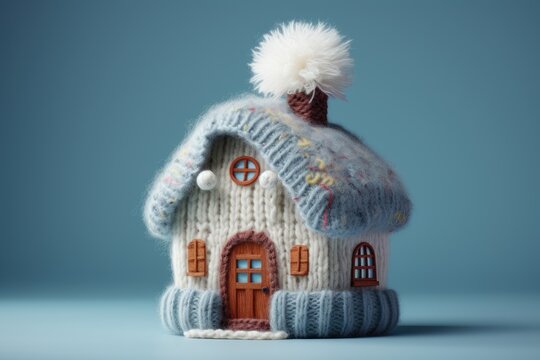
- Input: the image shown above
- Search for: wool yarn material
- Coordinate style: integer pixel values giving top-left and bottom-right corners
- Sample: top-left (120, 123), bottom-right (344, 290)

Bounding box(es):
top-left (184, 329), bottom-right (289, 340)
top-left (160, 285), bottom-right (399, 338)
top-left (144, 95), bottom-right (411, 241)
top-left (287, 87), bottom-right (329, 125)
top-left (146, 21), bottom-right (412, 340)
top-left (169, 136), bottom-right (390, 292)
top-left (270, 289), bottom-right (399, 338)
top-left (250, 21), bottom-right (353, 98)
top-left (160, 286), bottom-right (222, 335)
top-left (160, 136), bottom-right (395, 338)
top-left (258, 170), bottom-right (277, 189)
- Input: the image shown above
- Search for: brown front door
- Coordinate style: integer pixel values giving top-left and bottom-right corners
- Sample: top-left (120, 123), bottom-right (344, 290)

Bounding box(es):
top-left (221, 231), bottom-right (278, 331)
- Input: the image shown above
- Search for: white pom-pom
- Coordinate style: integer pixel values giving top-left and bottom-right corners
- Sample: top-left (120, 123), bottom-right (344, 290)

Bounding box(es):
top-left (250, 21), bottom-right (353, 99)
top-left (259, 170), bottom-right (277, 189)
top-left (197, 170), bottom-right (217, 191)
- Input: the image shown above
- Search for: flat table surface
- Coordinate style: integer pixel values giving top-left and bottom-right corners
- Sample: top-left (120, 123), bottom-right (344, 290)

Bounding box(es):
top-left (1, 293), bottom-right (539, 360)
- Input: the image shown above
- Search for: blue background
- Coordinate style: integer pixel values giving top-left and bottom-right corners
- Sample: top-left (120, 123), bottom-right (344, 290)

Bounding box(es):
top-left (1, 0), bottom-right (539, 296)
top-left (2, 1), bottom-right (540, 358)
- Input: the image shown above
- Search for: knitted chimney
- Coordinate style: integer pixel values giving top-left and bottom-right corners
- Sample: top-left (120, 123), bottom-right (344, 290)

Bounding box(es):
top-left (250, 22), bottom-right (353, 126)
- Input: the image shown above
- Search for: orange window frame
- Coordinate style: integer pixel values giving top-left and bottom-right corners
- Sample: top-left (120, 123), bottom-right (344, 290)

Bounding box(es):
top-left (229, 156), bottom-right (260, 186)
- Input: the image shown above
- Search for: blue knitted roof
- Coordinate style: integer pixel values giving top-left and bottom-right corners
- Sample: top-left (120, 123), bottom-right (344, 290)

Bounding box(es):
top-left (144, 95), bottom-right (411, 239)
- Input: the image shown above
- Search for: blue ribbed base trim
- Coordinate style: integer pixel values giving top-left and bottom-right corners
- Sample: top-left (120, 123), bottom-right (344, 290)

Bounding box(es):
top-left (160, 286), bottom-right (399, 338)
top-left (160, 286), bottom-right (222, 335)
top-left (270, 289), bottom-right (399, 338)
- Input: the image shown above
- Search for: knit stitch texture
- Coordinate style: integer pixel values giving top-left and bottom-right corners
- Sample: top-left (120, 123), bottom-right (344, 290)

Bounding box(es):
top-left (160, 286), bottom-right (222, 335)
top-left (160, 286), bottom-right (398, 338)
top-left (270, 289), bottom-right (399, 338)
top-left (184, 329), bottom-right (288, 340)
top-left (169, 136), bottom-right (391, 292)
top-left (144, 95), bottom-right (411, 240)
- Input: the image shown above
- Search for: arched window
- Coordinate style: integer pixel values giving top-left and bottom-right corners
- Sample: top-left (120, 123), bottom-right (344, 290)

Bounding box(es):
top-left (351, 242), bottom-right (379, 287)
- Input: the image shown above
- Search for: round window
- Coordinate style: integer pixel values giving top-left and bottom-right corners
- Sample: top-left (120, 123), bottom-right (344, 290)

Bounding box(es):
top-left (229, 156), bottom-right (260, 186)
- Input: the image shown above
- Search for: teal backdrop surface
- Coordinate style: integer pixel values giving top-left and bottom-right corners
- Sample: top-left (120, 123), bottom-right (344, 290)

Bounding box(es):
top-left (1, 0), bottom-right (539, 297)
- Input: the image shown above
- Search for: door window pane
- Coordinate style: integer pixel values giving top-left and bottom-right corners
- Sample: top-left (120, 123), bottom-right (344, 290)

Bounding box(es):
top-left (236, 259), bottom-right (248, 269)
top-left (236, 272), bottom-right (248, 283)
top-left (251, 259), bottom-right (262, 269)
top-left (251, 273), bottom-right (262, 283)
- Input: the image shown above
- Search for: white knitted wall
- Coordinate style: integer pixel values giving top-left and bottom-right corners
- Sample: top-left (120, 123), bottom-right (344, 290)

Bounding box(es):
top-left (171, 136), bottom-right (389, 291)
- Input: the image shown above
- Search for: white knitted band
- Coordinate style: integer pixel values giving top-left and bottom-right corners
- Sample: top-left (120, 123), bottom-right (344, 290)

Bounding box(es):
top-left (184, 329), bottom-right (288, 340)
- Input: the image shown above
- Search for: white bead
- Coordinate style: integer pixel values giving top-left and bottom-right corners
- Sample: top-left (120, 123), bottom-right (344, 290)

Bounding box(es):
top-left (196, 170), bottom-right (217, 191)
top-left (259, 170), bottom-right (277, 189)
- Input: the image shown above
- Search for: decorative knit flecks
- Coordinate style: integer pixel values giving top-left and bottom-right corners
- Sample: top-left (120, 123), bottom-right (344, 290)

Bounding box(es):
top-left (160, 286), bottom-right (222, 335)
top-left (287, 88), bottom-right (328, 125)
top-left (270, 289), bottom-right (399, 338)
top-left (144, 95), bottom-right (411, 240)
top-left (170, 136), bottom-right (390, 292)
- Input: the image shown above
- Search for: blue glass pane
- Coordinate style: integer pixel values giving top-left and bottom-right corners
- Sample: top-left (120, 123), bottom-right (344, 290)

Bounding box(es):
top-left (251, 260), bottom-right (262, 269)
top-left (251, 273), bottom-right (262, 283)
top-left (236, 259), bottom-right (248, 269)
top-left (234, 172), bottom-right (244, 181)
top-left (246, 172), bottom-right (255, 180)
top-left (236, 273), bottom-right (248, 283)
top-left (247, 161), bottom-right (256, 169)
top-left (234, 161), bottom-right (245, 169)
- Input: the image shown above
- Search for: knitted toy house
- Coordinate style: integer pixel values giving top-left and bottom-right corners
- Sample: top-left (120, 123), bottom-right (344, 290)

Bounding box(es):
top-left (144, 22), bottom-right (411, 339)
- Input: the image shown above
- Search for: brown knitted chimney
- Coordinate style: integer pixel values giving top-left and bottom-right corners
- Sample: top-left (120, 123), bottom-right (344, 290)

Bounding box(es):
top-left (287, 87), bottom-right (328, 126)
